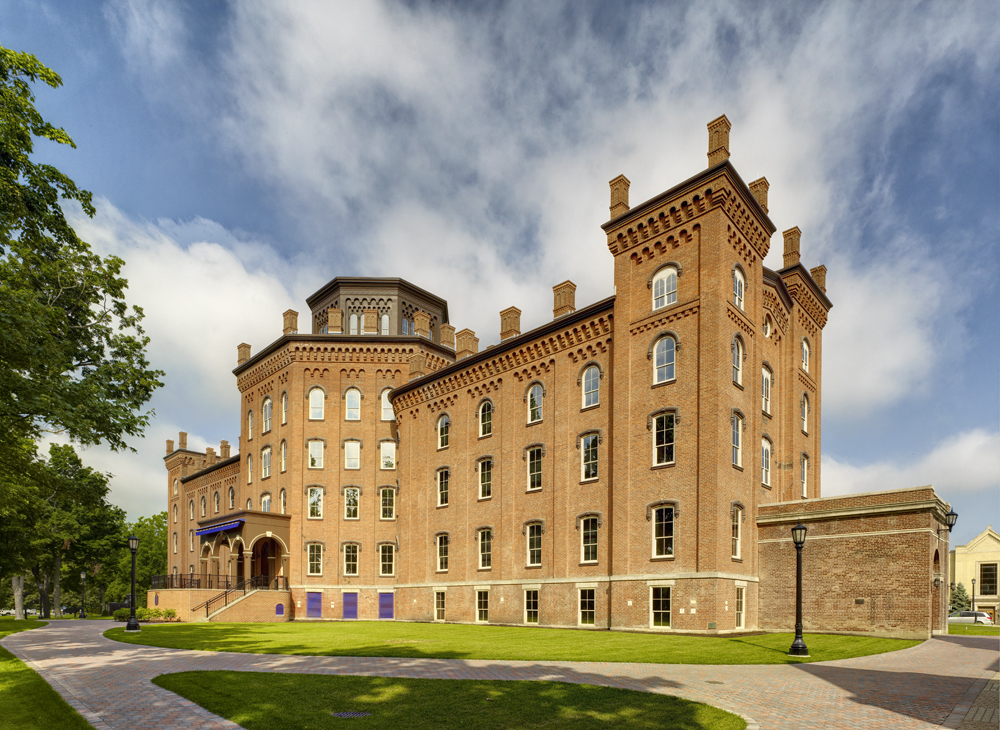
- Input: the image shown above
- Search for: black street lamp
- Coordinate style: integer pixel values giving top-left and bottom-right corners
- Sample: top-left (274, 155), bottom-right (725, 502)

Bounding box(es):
top-left (971, 578), bottom-right (976, 613)
top-left (945, 510), bottom-right (958, 532)
top-left (78, 571), bottom-right (87, 619)
top-left (125, 535), bottom-right (140, 633)
top-left (788, 522), bottom-right (809, 657)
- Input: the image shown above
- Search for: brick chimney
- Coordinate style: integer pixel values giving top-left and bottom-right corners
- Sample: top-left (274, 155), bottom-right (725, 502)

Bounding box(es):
top-left (749, 177), bottom-right (769, 213)
top-left (440, 323), bottom-right (456, 350)
top-left (408, 352), bottom-right (426, 380)
top-left (707, 114), bottom-right (731, 166)
top-left (237, 343), bottom-right (251, 365)
top-left (500, 306), bottom-right (521, 341)
top-left (220, 440), bottom-right (231, 459)
top-left (414, 311), bottom-right (431, 339)
top-left (327, 307), bottom-right (343, 334)
top-left (283, 309), bottom-right (298, 335)
top-left (166, 439), bottom-right (174, 455)
top-left (456, 329), bottom-right (479, 360)
top-left (178, 431), bottom-right (188, 450)
top-left (783, 227), bottom-right (802, 268)
top-left (609, 175), bottom-right (630, 218)
top-left (810, 265), bottom-right (827, 292)
top-left (553, 281), bottom-right (576, 318)
top-left (205, 447), bottom-right (216, 465)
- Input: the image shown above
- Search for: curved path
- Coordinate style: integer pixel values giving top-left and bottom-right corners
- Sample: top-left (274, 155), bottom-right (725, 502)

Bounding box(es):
top-left (3, 621), bottom-right (997, 730)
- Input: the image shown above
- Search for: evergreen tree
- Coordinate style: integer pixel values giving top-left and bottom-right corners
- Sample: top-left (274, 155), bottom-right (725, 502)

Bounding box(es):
top-left (950, 582), bottom-right (971, 611)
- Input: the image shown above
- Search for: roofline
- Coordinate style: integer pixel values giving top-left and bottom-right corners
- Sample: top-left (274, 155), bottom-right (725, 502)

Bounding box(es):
top-left (391, 294), bottom-right (616, 401)
top-left (305, 276), bottom-right (450, 322)
top-left (762, 267), bottom-right (794, 311)
top-left (601, 159), bottom-right (776, 235)
top-left (177, 454), bottom-right (240, 484)
top-left (778, 262), bottom-right (834, 310)
top-left (233, 333), bottom-right (457, 377)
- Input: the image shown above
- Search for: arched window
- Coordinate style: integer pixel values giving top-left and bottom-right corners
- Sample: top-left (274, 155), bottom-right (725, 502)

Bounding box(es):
top-left (761, 438), bottom-right (772, 486)
top-left (262, 446), bottom-right (272, 478)
top-left (732, 337), bottom-right (743, 385)
top-left (732, 413), bottom-right (743, 467)
top-left (280, 440), bottom-right (287, 472)
top-left (528, 384), bottom-right (543, 423)
top-left (246, 498), bottom-right (252, 510)
top-left (732, 506), bottom-right (742, 559)
top-left (173, 504), bottom-right (178, 523)
top-left (801, 454), bottom-right (809, 498)
top-left (247, 454), bottom-right (253, 484)
top-left (763, 315), bottom-right (772, 338)
top-left (173, 533), bottom-right (177, 554)
top-left (654, 337), bottom-right (676, 384)
top-left (381, 314), bottom-right (389, 336)
top-left (188, 500), bottom-right (194, 520)
top-left (200, 496), bottom-right (206, 517)
top-left (309, 388), bottom-right (324, 420)
top-left (281, 392), bottom-right (288, 424)
top-left (583, 366), bottom-right (600, 408)
top-left (801, 394), bottom-right (809, 434)
top-left (652, 266), bottom-right (678, 309)
top-left (762, 367), bottom-right (772, 414)
top-left (261, 398), bottom-right (272, 433)
top-left (247, 409), bottom-right (253, 440)
top-left (381, 389), bottom-right (393, 421)
top-left (261, 493), bottom-right (271, 513)
top-left (479, 401), bottom-right (493, 437)
top-left (733, 267), bottom-right (745, 311)
top-left (345, 388), bottom-right (361, 421)
top-left (173, 478), bottom-right (178, 496)
top-left (280, 489), bottom-right (287, 514)
top-left (350, 313), bottom-right (358, 335)
top-left (438, 415), bottom-right (450, 449)
top-left (801, 338), bottom-right (810, 372)
top-left (228, 487), bottom-right (235, 509)
top-left (213, 492), bottom-right (220, 513)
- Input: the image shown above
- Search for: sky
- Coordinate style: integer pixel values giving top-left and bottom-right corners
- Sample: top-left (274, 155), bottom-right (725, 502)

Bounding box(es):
top-left (3, 0), bottom-right (998, 548)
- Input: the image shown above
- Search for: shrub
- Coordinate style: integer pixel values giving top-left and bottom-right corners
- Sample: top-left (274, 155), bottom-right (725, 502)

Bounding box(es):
top-left (163, 608), bottom-right (177, 620)
top-left (113, 608), bottom-right (130, 622)
top-left (136, 607), bottom-right (150, 621)
top-left (148, 608), bottom-right (163, 620)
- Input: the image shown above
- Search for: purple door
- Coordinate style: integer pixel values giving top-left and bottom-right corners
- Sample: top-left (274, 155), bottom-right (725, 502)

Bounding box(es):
top-left (343, 592), bottom-right (358, 619)
top-left (306, 592), bottom-right (322, 618)
top-left (378, 592), bottom-right (394, 619)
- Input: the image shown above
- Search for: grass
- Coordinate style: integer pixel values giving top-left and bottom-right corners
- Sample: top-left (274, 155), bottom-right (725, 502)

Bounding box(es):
top-left (0, 619), bottom-right (93, 730)
top-left (154, 671), bottom-right (746, 730)
top-left (106, 620), bottom-right (920, 664)
top-left (948, 623), bottom-right (1000, 636)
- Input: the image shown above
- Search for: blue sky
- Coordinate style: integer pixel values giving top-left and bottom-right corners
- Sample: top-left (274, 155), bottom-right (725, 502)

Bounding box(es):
top-left (4, 0), bottom-right (998, 547)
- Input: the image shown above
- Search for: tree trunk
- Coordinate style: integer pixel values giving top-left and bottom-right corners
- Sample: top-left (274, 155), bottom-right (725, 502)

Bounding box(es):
top-left (12, 576), bottom-right (24, 620)
top-left (52, 551), bottom-right (62, 618)
top-left (32, 566), bottom-right (51, 619)
top-left (98, 585), bottom-right (106, 616)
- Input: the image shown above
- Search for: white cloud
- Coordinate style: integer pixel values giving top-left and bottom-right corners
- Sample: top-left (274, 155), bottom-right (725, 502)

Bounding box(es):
top-left (823, 429), bottom-right (1000, 499)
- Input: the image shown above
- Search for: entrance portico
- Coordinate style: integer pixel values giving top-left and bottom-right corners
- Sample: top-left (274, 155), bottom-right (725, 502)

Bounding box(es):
top-left (196, 510), bottom-right (291, 587)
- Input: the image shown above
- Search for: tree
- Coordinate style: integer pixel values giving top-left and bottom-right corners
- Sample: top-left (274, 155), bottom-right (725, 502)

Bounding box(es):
top-left (951, 582), bottom-right (971, 611)
top-left (106, 512), bottom-right (167, 609)
top-left (0, 44), bottom-right (163, 477)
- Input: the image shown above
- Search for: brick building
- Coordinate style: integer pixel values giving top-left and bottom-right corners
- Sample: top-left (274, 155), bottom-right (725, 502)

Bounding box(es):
top-left (154, 117), bottom-right (955, 638)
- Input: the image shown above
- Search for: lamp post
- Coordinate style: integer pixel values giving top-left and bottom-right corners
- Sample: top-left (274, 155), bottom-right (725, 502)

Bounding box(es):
top-left (125, 535), bottom-right (140, 633)
top-left (78, 571), bottom-right (87, 619)
top-left (945, 510), bottom-right (958, 532)
top-left (788, 522), bottom-right (809, 657)
top-left (971, 578), bottom-right (976, 614)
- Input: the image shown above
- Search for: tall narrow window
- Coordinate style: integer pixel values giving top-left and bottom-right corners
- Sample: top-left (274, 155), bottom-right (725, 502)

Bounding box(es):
top-left (173, 504), bottom-right (178, 523)
top-left (801, 395), bottom-right (809, 433)
top-left (280, 441), bottom-right (287, 472)
top-left (582, 517), bottom-right (598, 563)
top-left (344, 488), bottom-right (359, 519)
top-left (479, 459), bottom-right (492, 499)
top-left (380, 544), bottom-right (394, 575)
top-left (437, 469), bottom-right (449, 506)
top-left (477, 590), bottom-right (489, 622)
top-left (801, 454), bottom-right (809, 498)
top-left (732, 507), bottom-right (742, 559)
top-left (308, 487), bottom-right (323, 518)
top-left (247, 454), bottom-right (253, 483)
top-left (173, 532), bottom-right (177, 554)
top-left (201, 496), bottom-right (206, 517)
top-left (652, 267), bottom-right (678, 309)
top-left (308, 544), bottom-right (322, 575)
top-left (761, 438), bottom-right (771, 486)
top-left (479, 529), bottom-right (492, 569)
top-left (308, 441), bottom-right (323, 469)
top-left (381, 389), bottom-right (393, 420)
top-left (654, 337), bottom-right (676, 384)
top-left (261, 447), bottom-right (271, 478)
top-left (801, 338), bottom-right (810, 372)
top-left (652, 586), bottom-right (671, 627)
top-left (653, 506), bottom-right (674, 557)
top-left (381, 488), bottom-right (395, 519)
top-left (654, 413), bottom-right (675, 466)
top-left (583, 366), bottom-right (600, 408)
top-left (581, 434), bottom-right (598, 480)
top-left (381, 314), bottom-right (389, 336)
top-left (732, 414), bottom-right (743, 467)
top-left (214, 492), bottom-right (220, 513)
top-left (262, 398), bottom-right (272, 433)
top-left (479, 401), bottom-right (493, 437)
top-left (435, 591), bottom-right (446, 621)
top-left (309, 388), bottom-right (324, 420)
top-left (173, 478), bottom-right (178, 496)
top-left (189, 500), bottom-right (194, 520)
top-left (527, 447), bottom-right (542, 490)
top-left (281, 392), bottom-right (288, 424)
top-left (380, 441), bottom-right (396, 470)
top-left (579, 589), bottom-right (595, 625)
top-left (228, 488), bottom-right (234, 509)
top-left (735, 586), bottom-right (745, 629)
top-left (528, 384), bottom-right (543, 423)
top-left (261, 493), bottom-right (271, 513)
top-left (762, 368), bottom-right (771, 414)
top-left (733, 267), bottom-right (745, 311)
top-left (344, 544), bottom-right (358, 575)
top-left (247, 498), bottom-right (252, 510)
top-left (344, 441), bottom-right (360, 470)
top-left (732, 338), bottom-right (743, 385)
top-left (345, 388), bottom-right (361, 421)
top-left (980, 564), bottom-right (998, 596)
top-left (527, 523), bottom-right (542, 566)
top-left (349, 313), bottom-right (358, 335)
top-left (524, 590), bottom-right (539, 623)
top-left (437, 534), bottom-right (449, 571)
top-left (280, 489), bottom-right (286, 514)
top-left (189, 530), bottom-right (194, 551)
top-left (438, 415), bottom-right (450, 448)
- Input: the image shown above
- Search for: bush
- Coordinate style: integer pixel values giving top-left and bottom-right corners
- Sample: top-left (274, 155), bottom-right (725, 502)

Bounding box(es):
top-left (163, 608), bottom-right (177, 620)
top-left (148, 608), bottom-right (163, 620)
top-left (136, 607), bottom-right (150, 621)
top-left (113, 608), bottom-right (130, 622)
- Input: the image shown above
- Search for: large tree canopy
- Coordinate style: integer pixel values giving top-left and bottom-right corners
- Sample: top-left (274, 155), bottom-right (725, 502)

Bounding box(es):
top-left (0, 45), bottom-right (163, 467)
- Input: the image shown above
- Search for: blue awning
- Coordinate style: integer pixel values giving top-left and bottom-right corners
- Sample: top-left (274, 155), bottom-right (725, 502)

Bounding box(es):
top-left (196, 519), bottom-right (244, 536)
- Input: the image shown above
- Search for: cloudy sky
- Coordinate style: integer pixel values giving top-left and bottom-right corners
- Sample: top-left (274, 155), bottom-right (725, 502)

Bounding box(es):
top-left (4, 0), bottom-right (998, 546)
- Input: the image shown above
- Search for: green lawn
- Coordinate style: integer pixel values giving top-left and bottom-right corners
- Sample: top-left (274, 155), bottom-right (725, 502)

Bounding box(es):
top-left (948, 623), bottom-right (1000, 636)
top-left (154, 671), bottom-right (746, 730)
top-left (0, 619), bottom-right (93, 730)
top-left (107, 621), bottom-right (920, 664)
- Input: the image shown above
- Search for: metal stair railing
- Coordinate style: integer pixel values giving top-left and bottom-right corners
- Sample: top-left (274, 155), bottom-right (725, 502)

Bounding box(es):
top-left (192, 575), bottom-right (290, 618)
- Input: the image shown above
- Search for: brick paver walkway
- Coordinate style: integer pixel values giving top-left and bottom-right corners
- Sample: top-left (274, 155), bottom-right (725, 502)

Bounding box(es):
top-left (3, 621), bottom-right (997, 730)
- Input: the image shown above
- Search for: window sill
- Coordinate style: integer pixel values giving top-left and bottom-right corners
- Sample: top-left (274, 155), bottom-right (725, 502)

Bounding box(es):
top-left (307, 418), bottom-right (324, 422)
top-left (478, 496), bottom-right (492, 502)
top-left (307, 516), bottom-right (324, 520)
top-left (580, 403), bottom-right (600, 413)
top-left (435, 570), bottom-right (448, 574)
top-left (343, 517), bottom-right (359, 521)
top-left (379, 518), bottom-right (396, 522)
top-left (802, 430), bottom-right (809, 436)
top-left (344, 467), bottom-right (360, 471)
top-left (650, 555), bottom-right (675, 562)
top-left (380, 573), bottom-right (395, 578)
top-left (261, 475), bottom-right (271, 481)
top-left (761, 482), bottom-right (772, 490)
top-left (762, 410), bottom-right (771, 419)
top-left (651, 379), bottom-right (676, 389)
top-left (436, 503), bottom-right (449, 509)
top-left (307, 573), bottom-right (323, 578)
top-left (379, 469), bottom-right (396, 472)
top-left (526, 420), bottom-right (543, 428)
top-left (478, 433), bottom-right (493, 440)
top-left (651, 462), bottom-right (676, 471)
top-left (579, 561), bottom-right (599, 567)
top-left (437, 445), bottom-right (449, 451)
top-left (731, 557), bottom-right (743, 563)
top-left (525, 564), bottom-right (542, 569)
top-left (477, 567), bottom-right (492, 572)
top-left (733, 381), bottom-right (744, 390)
top-left (732, 464), bottom-right (744, 472)
top-left (526, 488), bottom-right (542, 494)
top-left (579, 478), bottom-right (599, 485)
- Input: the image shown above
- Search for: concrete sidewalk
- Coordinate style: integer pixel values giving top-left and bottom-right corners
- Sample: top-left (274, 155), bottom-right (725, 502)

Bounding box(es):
top-left (3, 621), bottom-right (997, 730)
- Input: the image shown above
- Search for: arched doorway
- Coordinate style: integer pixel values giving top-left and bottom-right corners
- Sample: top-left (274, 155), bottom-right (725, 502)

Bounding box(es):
top-left (251, 537), bottom-right (281, 585)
